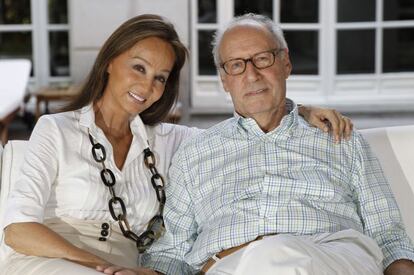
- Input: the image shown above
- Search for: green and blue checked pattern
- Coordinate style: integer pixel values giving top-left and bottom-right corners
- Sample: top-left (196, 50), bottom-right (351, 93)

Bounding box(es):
top-left (143, 104), bottom-right (414, 275)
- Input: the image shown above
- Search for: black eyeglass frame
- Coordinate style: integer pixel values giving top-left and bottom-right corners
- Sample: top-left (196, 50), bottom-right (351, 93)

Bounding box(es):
top-left (220, 48), bottom-right (285, 76)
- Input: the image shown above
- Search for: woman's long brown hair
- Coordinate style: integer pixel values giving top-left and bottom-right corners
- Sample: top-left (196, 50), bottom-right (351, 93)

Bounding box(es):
top-left (62, 14), bottom-right (187, 125)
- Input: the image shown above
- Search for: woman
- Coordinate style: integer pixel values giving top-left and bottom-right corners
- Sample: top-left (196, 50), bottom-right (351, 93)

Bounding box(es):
top-left (1, 14), bottom-right (351, 275)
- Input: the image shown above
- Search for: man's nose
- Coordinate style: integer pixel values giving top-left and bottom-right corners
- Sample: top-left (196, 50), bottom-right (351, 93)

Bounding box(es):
top-left (244, 61), bottom-right (260, 81)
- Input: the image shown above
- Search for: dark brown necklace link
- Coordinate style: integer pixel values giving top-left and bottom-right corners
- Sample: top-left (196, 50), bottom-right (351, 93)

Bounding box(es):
top-left (88, 133), bottom-right (166, 253)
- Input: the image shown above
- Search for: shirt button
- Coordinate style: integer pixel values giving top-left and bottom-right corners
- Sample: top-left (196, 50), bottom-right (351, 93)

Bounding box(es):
top-left (99, 237), bottom-right (106, 242)
top-left (101, 222), bottom-right (109, 230)
top-left (101, 229), bottom-right (109, 237)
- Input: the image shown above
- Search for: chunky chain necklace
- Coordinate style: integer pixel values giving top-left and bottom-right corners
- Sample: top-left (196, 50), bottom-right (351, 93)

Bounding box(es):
top-left (88, 131), bottom-right (166, 253)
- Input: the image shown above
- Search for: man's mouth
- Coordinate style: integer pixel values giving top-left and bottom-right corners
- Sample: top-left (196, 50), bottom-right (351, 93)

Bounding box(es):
top-left (246, 88), bottom-right (266, 96)
top-left (128, 91), bottom-right (146, 103)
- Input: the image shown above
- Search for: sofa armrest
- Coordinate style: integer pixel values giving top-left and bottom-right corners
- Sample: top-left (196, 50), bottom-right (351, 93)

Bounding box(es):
top-left (0, 140), bottom-right (28, 259)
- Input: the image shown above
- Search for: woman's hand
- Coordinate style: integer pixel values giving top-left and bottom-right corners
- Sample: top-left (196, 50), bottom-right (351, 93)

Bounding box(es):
top-left (298, 105), bottom-right (353, 143)
top-left (96, 265), bottom-right (160, 275)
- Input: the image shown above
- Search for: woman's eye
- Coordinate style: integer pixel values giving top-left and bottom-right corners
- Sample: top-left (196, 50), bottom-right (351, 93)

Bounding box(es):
top-left (156, 76), bottom-right (167, 84)
top-left (133, 64), bottom-right (145, 73)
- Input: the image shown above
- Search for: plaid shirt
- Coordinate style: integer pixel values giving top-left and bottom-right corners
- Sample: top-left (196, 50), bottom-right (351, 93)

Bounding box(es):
top-left (143, 104), bottom-right (414, 274)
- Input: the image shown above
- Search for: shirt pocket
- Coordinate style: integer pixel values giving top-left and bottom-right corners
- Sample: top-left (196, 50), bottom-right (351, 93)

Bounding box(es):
top-left (282, 165), bottom-right (353, 203)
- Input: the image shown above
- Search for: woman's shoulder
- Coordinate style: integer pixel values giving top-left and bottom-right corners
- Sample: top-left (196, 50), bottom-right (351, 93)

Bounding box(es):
top-left (39, 110), bottom-right (75, 123)
top-left (150, 122), bottom-right (202, 139)
top-left (145, 123), bottom-right (203, 155)
top-left (34, 109), bottom-right (82, 134)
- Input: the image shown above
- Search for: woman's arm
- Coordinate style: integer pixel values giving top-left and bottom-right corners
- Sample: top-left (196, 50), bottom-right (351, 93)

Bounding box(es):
top-left (4, 222), bottom-right (109, 268)
top-left (2, 116), bottom-right (109, 268)
top-left (96, 265), bottom-right (159, 274)
top-left (165, 103), bottom-right (354, 147)
top-left (298, 105), bottom-right (353, 143)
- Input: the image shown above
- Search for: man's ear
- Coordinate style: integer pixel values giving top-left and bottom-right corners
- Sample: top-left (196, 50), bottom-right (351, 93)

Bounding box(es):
top-left (219, 71), bottom-right (230, 93)
top-left (282, 49), bottom-right (292, 79)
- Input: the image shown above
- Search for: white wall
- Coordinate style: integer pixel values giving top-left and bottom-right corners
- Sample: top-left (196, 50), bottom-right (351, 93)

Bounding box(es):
top-left (69, 0), bottom-right (190, 82)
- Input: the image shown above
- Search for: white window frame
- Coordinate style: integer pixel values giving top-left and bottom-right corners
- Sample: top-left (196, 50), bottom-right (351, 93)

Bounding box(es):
top-left (0, 0), bottom-right (70, 88)
top-left (190, 0), bottom-right (414, 113)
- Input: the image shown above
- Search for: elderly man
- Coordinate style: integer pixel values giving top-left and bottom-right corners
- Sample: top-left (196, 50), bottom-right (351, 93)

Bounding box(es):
top-left (101, 13), bottom-right (414, 275)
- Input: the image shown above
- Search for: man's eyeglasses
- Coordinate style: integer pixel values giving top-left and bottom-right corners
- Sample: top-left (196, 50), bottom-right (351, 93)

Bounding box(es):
top-left (220, 48), bottom-right (284, 76)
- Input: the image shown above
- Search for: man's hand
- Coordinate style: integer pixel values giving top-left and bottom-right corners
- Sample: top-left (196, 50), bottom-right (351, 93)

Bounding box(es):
top-left (96, 265), bottom-right (161, 275)
top-left (298, 105), bottom-right (353, 143)
top-left (384, 259), bottom-right (414, 275)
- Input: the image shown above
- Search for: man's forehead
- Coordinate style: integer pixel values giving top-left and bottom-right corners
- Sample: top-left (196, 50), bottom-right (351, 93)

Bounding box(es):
top-left (219, 23), bottom-right (276, 57)
top-left (223, 21), bottom-right (268, 38)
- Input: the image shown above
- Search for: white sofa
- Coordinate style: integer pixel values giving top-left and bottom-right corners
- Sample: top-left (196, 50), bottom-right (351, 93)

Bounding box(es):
top-left (0, 125), bottom-right (413, 258)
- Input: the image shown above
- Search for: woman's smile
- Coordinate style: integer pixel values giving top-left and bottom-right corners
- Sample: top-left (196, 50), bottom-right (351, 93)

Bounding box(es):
top-left (128, 91), bottom-right (146, 103)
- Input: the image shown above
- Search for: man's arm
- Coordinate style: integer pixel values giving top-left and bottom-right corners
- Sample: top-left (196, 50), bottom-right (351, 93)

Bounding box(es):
top-left (351, 132), bottom-right (414, 271)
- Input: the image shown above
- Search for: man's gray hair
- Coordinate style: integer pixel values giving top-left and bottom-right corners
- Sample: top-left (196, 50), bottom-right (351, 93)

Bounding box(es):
top-left (211, 13), bottom-right (288, 68)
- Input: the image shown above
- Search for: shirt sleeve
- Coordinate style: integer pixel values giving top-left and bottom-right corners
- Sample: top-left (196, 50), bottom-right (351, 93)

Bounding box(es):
top-left (142, 147), bottom-right (198, 275)
top-left (351, 132), bottom-right (414, 270)
top-left (156, 123), bottom-right (203, 153)
top-left (171, 124), bottom-right (203, 148)
top-left (2, 115), bottom-right (60, 228)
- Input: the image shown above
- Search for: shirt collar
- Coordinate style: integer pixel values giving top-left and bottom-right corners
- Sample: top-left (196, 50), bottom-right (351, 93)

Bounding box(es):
top-left (77, 104), bottom-right (154, 147)
top-left (230, 99), bottom-right (299, 139)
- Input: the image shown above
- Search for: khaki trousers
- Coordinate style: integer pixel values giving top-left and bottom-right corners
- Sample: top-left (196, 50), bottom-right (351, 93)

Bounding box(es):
top-left (207, 229), bottom-right (384, 275)
top-left (0, 217), bottom-right (139, 275)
